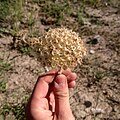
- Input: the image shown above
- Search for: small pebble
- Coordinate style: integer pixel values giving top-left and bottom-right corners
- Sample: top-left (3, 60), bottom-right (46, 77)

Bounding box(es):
top-left (90, 50), bottom-right (95, 54)
top-left (91, 108), bottom-right (105, 114)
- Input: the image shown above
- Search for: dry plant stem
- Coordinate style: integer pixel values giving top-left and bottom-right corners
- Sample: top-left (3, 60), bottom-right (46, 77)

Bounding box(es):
top-left (38, 67), bottom-right (62, 79)
top-left (38, 72), bottom-right (57, 79)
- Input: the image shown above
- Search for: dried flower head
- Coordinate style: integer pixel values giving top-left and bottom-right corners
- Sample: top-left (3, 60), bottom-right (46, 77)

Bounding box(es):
top-left (29, 28), bottom-right (86, 69)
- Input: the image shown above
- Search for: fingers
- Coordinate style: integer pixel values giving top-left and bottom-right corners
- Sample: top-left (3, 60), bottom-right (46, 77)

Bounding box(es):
top-left (54, 74), bottom-right (75, 119)
top-left (54, 74), bottom-right (69, 110)
top-left (62, 68), bottom-right (77, 88)
top-left (68, 81), bottom-right (76, 88)
top-left (32, 68), bottom-right (77, 99)
top-left (32, 70), bottom-right (57, 99)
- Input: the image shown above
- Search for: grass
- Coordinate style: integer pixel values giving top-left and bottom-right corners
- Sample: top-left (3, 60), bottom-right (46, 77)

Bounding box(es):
top-left (94, 70), bottom-right (105, 82)
top-left (0, 0), bottom-right (113, 36)
top-left (77, 11), bottom-right (85, 25)
top-left (41, 1), bottom-right (71, 25)
top-left (0, 0), bottom-right (10, 23)
top-left (88, 0), bottom-right (99, 6)
top-left (0, 59), bottom-right (11, 76)
top-left (0, 96), bottom-right (28, 120)
top-left (0, 59), bottom-right (11, 93)
top-left (28, 12), bottom-right (35, 33)
top-left (0, 0), bottom-right (24, 35)
top-left (20, 46), bottom-right (34, 56)
top-left (0, 0), bottom-right (118, 36)
top-left (0, 80), bottom-right (6, 93)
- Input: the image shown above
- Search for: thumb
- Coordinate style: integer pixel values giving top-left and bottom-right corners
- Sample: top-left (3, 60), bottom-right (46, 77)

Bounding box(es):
top-left (54, 74), bottom-right (73, 118)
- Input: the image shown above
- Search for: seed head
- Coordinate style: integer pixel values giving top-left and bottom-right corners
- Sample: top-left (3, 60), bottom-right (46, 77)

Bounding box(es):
top-left (29, 28), bottom-right (86, 69)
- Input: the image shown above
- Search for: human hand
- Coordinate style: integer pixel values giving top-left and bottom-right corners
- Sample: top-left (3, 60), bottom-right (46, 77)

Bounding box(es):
top-left (25, 68), bottom-right (77, 120)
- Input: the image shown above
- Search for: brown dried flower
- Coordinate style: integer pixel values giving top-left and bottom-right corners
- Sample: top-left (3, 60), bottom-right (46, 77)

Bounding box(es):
top-left (29, 28), bottom-right (86, 69)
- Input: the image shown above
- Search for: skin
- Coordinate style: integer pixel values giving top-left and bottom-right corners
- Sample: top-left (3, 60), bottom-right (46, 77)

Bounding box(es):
top-left (26, 68), bottom-right (77, 120)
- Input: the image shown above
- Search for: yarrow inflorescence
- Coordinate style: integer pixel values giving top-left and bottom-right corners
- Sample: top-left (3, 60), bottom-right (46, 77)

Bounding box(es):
top-left (28, 27), bottom-right (87, 69)
top-left (13, 28), bottom-right (86, 69)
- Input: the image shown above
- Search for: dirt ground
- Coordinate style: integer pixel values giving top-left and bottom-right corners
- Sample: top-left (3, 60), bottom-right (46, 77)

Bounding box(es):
top-left (0, 1), bottom-right (120, 120)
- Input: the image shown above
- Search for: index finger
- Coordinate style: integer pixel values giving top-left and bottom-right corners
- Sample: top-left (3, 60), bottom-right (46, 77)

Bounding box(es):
top-left (32, 70), bottom-right (57, 100)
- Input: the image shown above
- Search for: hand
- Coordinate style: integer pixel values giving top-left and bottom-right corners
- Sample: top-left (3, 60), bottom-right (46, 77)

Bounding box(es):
top-left (25, 68), bottom-right (77, 120)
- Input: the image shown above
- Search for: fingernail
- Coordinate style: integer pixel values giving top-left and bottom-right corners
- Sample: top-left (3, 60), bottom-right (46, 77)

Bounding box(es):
top-left (54, 81), bottom-right (65, 89)
top-left (54, 74), bottom-right (67, 89)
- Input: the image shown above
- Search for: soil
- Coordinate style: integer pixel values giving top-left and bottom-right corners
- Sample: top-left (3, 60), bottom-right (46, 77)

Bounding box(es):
top-left (0, 1), bottom-right (120, 120)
